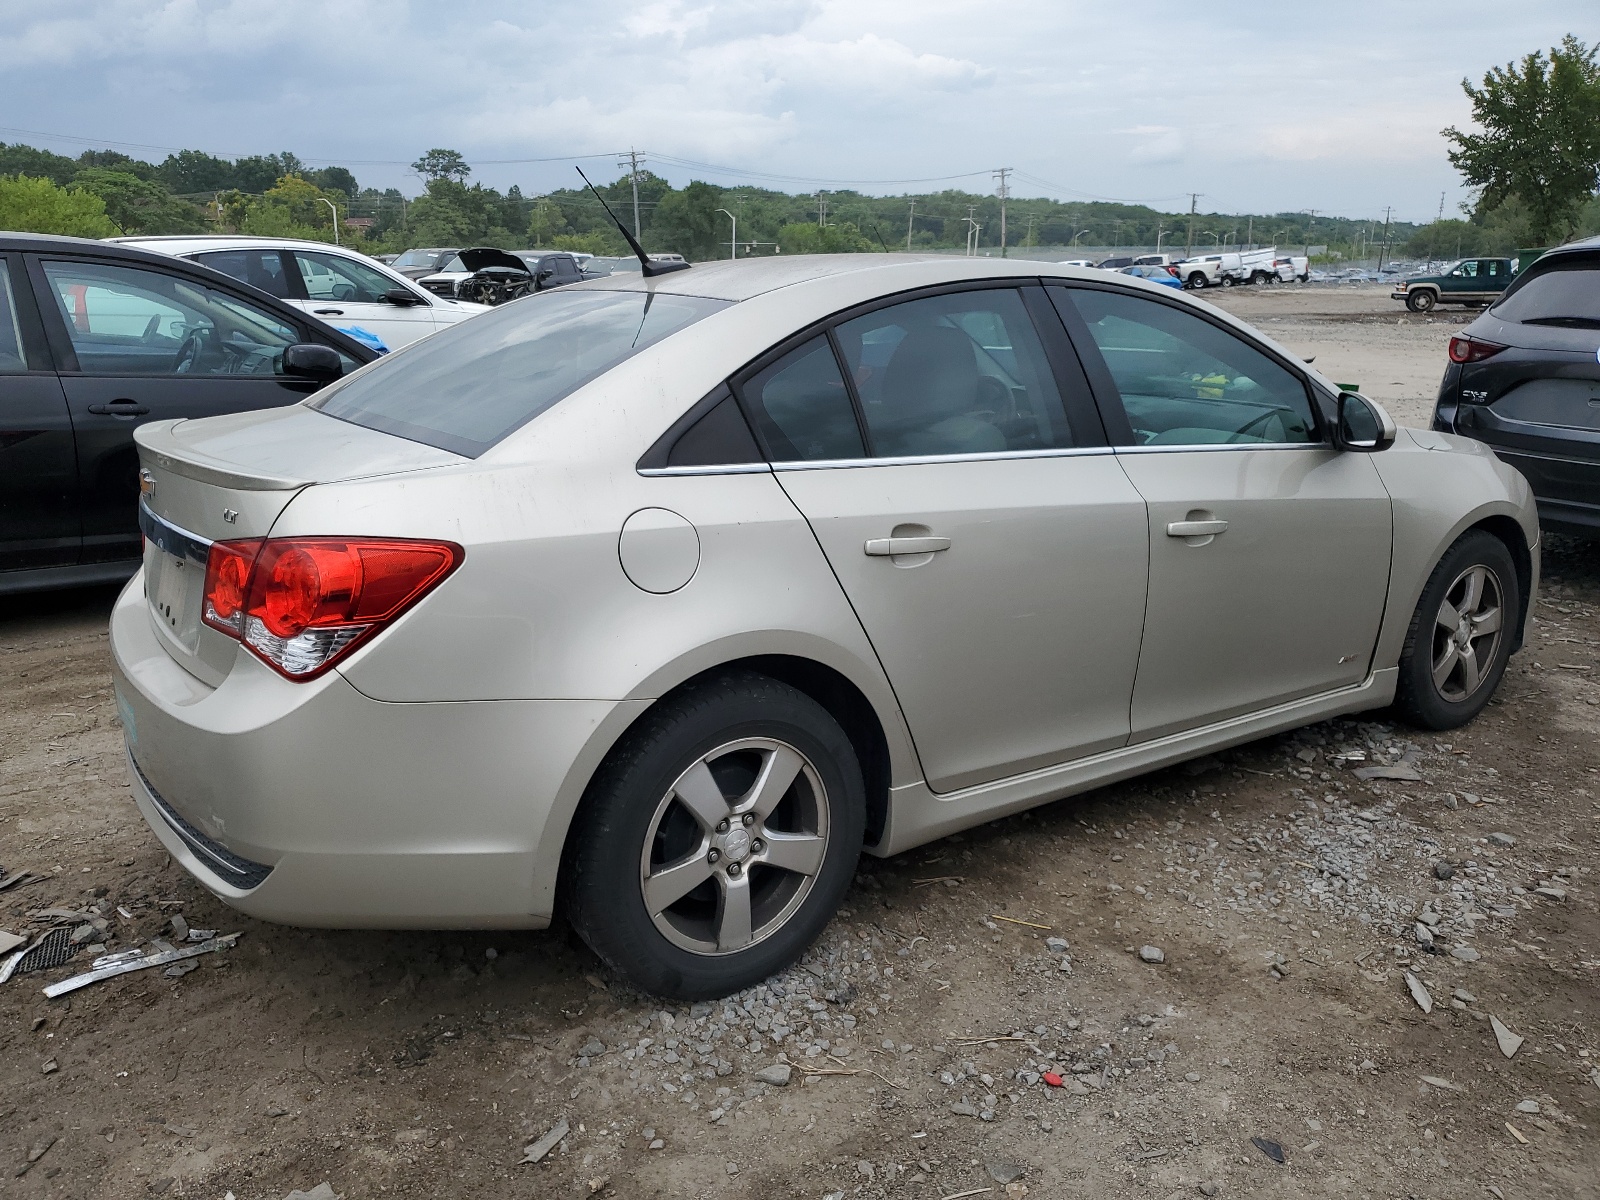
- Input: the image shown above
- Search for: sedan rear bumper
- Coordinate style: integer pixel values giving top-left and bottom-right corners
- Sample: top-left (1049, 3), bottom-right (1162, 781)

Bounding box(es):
top-left (111, 573), bottom-right (638, 928)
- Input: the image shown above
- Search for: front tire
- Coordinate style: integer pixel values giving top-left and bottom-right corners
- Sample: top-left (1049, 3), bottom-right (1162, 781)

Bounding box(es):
top-left (563, 671), bottom-right (865, 1000)
top-left (1394, 530), bottom-right (1519, 729)
top-left (1406, 290), bottom-right (1436, 312)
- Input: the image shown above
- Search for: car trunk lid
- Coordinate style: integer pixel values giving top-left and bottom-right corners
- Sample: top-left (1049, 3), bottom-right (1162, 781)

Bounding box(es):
top-left (134, 405), bottom-right (464, 685)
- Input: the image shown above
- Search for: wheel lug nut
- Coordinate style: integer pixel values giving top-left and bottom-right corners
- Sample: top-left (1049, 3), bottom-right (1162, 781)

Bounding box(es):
top-left (716, 818), bottom-right (730, 833)
top-left (727, 862), bottom-right (742, 878)
top-left (707, 849), bottom-right (721, 864)
top-left (742, 813), bottom-right (755, 827)
top-left (751, 839), bottom-right (765, 854)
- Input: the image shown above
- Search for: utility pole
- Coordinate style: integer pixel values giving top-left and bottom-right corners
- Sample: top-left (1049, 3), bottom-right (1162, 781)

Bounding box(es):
top-left (1245, 215), bottom-right (1253, 251)
top-left (965, 205), bottom-right (978, 256)
top-left (616, 148), bottom-right (645, 238)
top-left (1185, 192), bottom-right (1201, 258)
top-left (906, 199), bottom-right (915, 251)
top-left (1377, 206), bottom-right (1393, 274)
top-left (814, 192), bottom-right (829, 228)
top-left (1304, 209), bottom-right (1318, 258)
top-left (993, 167), bottom-right (1012, 257)
top-left (1024, 214), bottom-right (1037, 250)
top-left (1437, 191), bottom-right (1446, 223)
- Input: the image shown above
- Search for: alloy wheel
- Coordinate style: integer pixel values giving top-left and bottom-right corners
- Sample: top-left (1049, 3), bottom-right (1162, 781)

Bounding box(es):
top-left (1431, 564), bottom-right (1504, 703)
top-left (639, 738), bottom-right (830, 956)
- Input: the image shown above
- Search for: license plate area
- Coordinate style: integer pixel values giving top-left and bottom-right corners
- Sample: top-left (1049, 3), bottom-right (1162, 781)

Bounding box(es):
top-left (139, 502), bottom-right (211, 654)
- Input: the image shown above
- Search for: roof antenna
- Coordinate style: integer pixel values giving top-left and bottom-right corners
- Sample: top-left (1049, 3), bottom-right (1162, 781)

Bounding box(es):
top-left (576, 167), bottom-right (690, 277)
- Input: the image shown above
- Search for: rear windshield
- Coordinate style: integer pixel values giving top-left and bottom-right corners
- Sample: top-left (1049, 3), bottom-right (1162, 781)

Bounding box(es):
top-left (1491, 257), bottom-right (1600, 326)
top-left (310, 288), bottom-right (729, 457)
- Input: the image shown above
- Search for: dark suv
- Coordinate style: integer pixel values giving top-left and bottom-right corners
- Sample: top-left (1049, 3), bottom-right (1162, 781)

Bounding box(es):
top-left (1431, 237), bottom-right (1600, 536)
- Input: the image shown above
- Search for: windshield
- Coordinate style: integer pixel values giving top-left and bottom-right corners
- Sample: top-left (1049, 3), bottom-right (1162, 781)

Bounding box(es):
top-left (1490, 258), bottom-right (1600, 325)
top-left (310, 288), bottom-right (730, 456)
top-left (392, 249), bottom-right (451, 270)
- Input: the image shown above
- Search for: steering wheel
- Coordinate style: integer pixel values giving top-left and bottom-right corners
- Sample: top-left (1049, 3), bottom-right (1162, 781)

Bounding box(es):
top-left (171, 328), bottom-right (212, 374)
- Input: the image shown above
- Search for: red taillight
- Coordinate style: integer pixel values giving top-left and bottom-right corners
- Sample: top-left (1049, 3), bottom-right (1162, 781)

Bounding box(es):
top-left (1448, 334), bottom-right (1506, 364)
top-left (202, 537), bottom-right (462, 680)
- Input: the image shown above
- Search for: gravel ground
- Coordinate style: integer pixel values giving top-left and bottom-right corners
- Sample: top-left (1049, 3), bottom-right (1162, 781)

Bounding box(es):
top-left (1, 287), bottom-right (1596, 1199)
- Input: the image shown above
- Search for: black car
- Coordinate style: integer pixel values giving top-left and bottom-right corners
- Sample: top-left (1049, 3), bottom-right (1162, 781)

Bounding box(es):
top-left (0, 233), bottom-right (379, 594)
top-left (1431, 236), bottom-right (1600, 537)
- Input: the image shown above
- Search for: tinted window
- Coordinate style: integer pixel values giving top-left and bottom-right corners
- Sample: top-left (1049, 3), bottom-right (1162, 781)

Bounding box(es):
top-left (392, 249), bottom-right (452, 271)
top-left (312, 289), bottom-right (728, 457)
top-left (740, 336), bottom-right (864, 462)
top-left (42, 259), bottom-right (301, 377)
top-left (295, 250), bottom-right (402, 303)
top-left (1491, 259), bottom-right (1600, 326)
top-left (0, 261), bottom-right (28, 372)
top-left (191, 249), bottom-right (296, 299)
top-left (1059, 288), bottom-right (1316, 445)
top-left (834, 288), bottom-right (1074, 456)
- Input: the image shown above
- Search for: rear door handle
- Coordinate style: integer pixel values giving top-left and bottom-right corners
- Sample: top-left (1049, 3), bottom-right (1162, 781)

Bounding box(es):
top-left (87, 400), bottom-right (150, 417)
top-left (1166, 519), bottom-right (1228, 537)
top-left (864, 536), bottom-right (951, 556)
top-left (313, 308), bottom-right (345, 316)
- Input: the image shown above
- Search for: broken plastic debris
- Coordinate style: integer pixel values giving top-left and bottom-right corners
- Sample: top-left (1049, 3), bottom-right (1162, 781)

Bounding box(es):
top-left (42, 934), bottom-right (239, 999)
top-left (1251, 1136), bottom-right (1286, 1164)
top-left (519, 1116), bottom-right (569, 1164)
top-left (1041, 1071), bottom-right (1064, 1087)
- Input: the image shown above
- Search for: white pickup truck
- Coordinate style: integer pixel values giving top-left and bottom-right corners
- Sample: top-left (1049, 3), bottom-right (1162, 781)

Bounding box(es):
top-left (1177, 254), bottom-right (1228, 289)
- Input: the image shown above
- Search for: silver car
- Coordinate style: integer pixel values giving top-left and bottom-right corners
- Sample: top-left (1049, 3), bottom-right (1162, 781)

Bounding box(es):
top-left (113, 255), bottom-right (1539, 999)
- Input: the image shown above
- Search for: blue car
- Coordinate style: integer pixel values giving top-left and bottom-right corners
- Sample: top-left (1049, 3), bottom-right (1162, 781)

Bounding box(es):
top-left (1119, 265), bottom-right (1184, 289)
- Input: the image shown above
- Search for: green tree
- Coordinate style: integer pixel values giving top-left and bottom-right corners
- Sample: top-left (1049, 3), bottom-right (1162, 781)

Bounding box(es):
top-left (1444, 35), bottom-right (1600, 245)
top-left (158, 149), bottom-right (237, 194)
top-left (775, 221), bottom-right (874, 254)
top-left (412, 149), bottom-right (471, 182)
top-left (649, 180), bottom-right (725, 259)
top-left (0, 143), bottom-right (78, 186)
top-left (0, 174), bottom-right (117, 237)
top-left (1402, 219), bottom-right (1484, 259)
top-left (71, 168), bottom-right (208, 234)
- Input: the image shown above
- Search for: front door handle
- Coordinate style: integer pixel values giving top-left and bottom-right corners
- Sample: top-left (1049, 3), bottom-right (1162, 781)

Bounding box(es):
top-left (864, 535), bottom-right (951, 556)
top-left (312, 308), bottom-right (345, 316)
top-left (87, 400), bottom-right (150, 417)
top-left (1166, 519), bottom-right (1228, 538)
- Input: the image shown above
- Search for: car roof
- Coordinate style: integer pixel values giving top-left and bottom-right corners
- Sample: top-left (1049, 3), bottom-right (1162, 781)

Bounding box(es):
top-left (576, 253), bottom-right (1140, 302)
top-left (109, 234), bottom-right (378, 256)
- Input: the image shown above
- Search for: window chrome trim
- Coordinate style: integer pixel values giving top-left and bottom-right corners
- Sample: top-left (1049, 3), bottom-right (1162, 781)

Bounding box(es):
top-left (1114, 441), bottom-right (1331, 455)
top-left (138, 499), bottom-right (213, 562)
top-left (637, 462), bottom-right (774, 477)
top-left (771, 445), bottom-right (1118, 472)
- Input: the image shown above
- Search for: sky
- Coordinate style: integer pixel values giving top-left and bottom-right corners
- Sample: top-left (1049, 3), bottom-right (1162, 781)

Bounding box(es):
top-left (0, 0), bottom-right (1587, 221)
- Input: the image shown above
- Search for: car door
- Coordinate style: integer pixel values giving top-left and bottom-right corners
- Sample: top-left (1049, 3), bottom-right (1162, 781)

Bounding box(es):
top-left (0, 253), bottom-right (78, 572)
top-left (1052, 284), bottom-right (1393, 741)
top-left (1478, 259), bottom-right (1508, 297)
top-left (740, 284), bottom-right (1150, 793)
top-left (30, 254), bottom-right (324, 565)
top-left (288, 248), bottom-right (436, 350)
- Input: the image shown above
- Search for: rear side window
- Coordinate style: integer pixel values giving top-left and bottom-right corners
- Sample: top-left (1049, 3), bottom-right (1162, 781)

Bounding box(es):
top-left (0, 261), bottom-right (28, 372)
top-left (311, 289), bottom-right (729, 457)
top-left (191, 249), bottom-right (296, 299)
top-left (1491, 258), bottom-right (1600, 326)
top-left (739, 336), bottom-right (864, 462)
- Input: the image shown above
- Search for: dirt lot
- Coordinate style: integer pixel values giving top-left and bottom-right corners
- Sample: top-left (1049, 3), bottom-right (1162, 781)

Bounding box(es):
top-left (2, 285), bottom-right (1597, 1200)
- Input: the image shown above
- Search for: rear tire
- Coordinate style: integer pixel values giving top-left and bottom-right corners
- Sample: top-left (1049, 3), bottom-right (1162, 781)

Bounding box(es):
top-left (562, 671), bottom-right (865, 1000)
top-left (1393, 530), bottom-right (1519, 730)
top-left (1186, 272), bottom-right (1207, 289)
top-left (1406, 290), bottom-right (1436, 312)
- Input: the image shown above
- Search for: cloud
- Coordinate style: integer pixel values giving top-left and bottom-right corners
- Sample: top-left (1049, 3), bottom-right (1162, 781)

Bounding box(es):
top-left (0, 0), bottom-right (1588, 218)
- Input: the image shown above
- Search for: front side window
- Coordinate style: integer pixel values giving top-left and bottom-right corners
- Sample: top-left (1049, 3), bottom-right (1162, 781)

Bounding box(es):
top-left (834, 288), bottom-right (1074, 456)
top-left (191, 249), bottom-right (296, 299)
top-left (0, 261), bottom-right (29, 372)
top-left (1450, 261), bottom-right (1478, 278)
top-left (312, 289), bottom-right (729, 457)
top-left (294, 250), bottom-right (403, 303)
top-left (1058, 287), bottom-right (1317, 446)
top-left (42, 259), bottom-right (301, 377)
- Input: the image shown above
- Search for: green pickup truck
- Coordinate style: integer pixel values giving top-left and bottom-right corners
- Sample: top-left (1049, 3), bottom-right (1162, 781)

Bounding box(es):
top-left (1391, 257), bottom-right (1518, 312)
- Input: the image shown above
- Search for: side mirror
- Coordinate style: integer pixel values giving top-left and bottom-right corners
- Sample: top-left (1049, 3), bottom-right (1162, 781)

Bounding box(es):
top-left (281, 343), bottom-right (344, 382)
top-left (383, 288), bottom-right (424, 306)
top-left (1330, 391), bottom-right (1396, 452)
